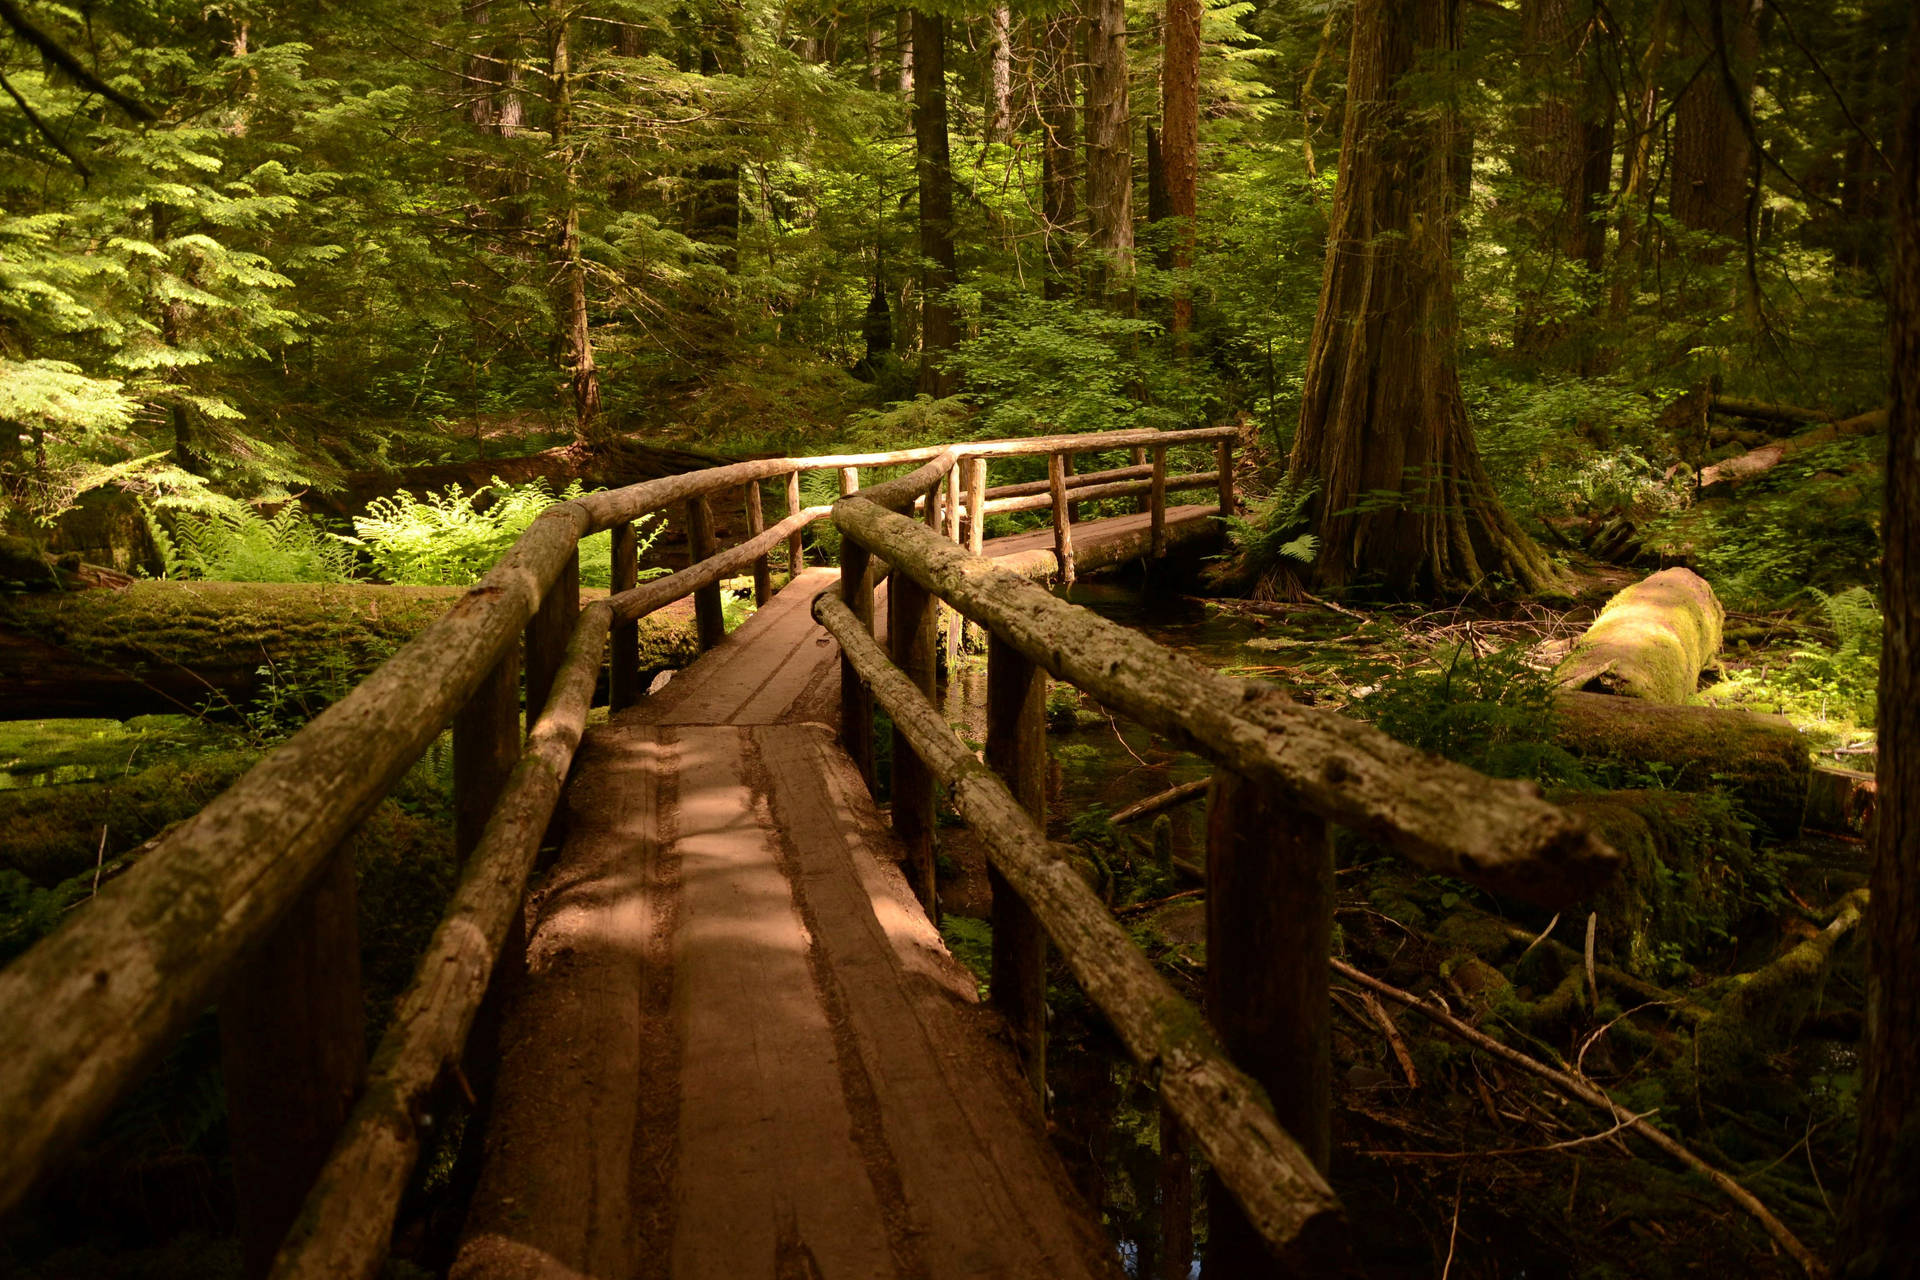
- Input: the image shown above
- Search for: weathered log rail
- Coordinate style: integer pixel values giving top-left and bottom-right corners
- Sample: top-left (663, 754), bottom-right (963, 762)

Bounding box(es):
top-left (818, 447), bottom-right (1621, 1269)
top-left (0, 426), bottom-right (1234, 1280)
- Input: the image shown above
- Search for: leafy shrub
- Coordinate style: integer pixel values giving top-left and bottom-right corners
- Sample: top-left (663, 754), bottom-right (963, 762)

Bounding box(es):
top-left (1708, 586), bottom-right (1882, 731)
top-left (1210, 475), bottom-right (1319, 597)
top-left (349, 477), bottom-right (664, 589)
top-left (1358, 641), bottom-right (1587, 785)
top-left (157, 504), bottom-right (358, 583)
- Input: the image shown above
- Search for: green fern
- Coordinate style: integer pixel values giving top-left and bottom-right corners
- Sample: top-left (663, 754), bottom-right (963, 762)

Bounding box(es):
top-left (1212, 475), bottom-right (1320, 597)
top-left (167, 505), bottom-right (357, 583)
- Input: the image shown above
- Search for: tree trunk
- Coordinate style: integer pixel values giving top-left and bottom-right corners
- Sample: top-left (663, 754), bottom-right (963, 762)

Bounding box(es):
top-left (1670, 0), bottom-right (1761, 246)
top-left (1041, 14), bottom-right (1080, 299)
top-left (1839, 5), bottom-right (1920, 1271)
top-left (548, 1), bottom-right (601, 439)
top-left (1609, 0), bottom-right (1676, 329)
top-left (1082, 0), bottom-right (1134, 297)
top-left (898, 8), bottom-right (913, 97)
top-left (912, 10), bottom-right (958, 396)
top-left (1162, 0), bottom-right (1201, 334)
top-left (985, 6), bottom-right (1013, 142)
top-left (1514, 0), bottom-right (1614, 361)
top-left (1288, 0), bottom-right (1559, 594)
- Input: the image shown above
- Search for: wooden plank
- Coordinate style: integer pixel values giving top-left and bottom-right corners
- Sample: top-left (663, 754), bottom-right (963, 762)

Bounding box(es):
top-left (1204, 769), bottom-right (1332, 1272)
top-left (756, 724), bottom-right (1123, 1278)
top-left (636, 569), bottom-right (844, 728)
top-left (829, 500), bottom-right (1620, 907)
top-left (986, 633), bottom-right (1048, 1103)
top-left (220, 846), bottom-right (366, 1280)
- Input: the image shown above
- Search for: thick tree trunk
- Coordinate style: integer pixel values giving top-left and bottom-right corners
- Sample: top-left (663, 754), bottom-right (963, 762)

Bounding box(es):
top-left (548, 1), bottom-right (601, 439)
top-left (985, 6), bottom-right (1013, 142)
top-left (1670, 0), bottom-right (1761, 245)
top-left (1082, 0), bottom-right (1134, 297)
top-left (1514, 0), bottom-right (1614, 360)
top-left (1839, 6), bottom-right (1920, 1272)
top-left (1288, 0), bottom-right (1559, 594)
top-left (1162, 0), bottom-right (1201, 335)
top-left (1041, 15), bottom-right (1080, 299)
top-left (898, 8), bottom-right (913, 96)
top-left (912, 10), bottom-right (958, 396)
top-left (1609, 0), bottom-right (1676, 329)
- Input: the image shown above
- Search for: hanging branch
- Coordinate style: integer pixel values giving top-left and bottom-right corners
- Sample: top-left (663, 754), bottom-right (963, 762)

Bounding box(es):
top-left (0, 0), bottom-right (157, 122)
top-left (0, 68), bottom-right (89, 176)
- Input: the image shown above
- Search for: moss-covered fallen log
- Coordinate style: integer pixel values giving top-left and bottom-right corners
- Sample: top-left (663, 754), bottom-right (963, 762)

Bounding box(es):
top-left (1554, 568), bottom-right (1723, 703)
top-left (0, 581), bottom-right (697, 721)
top-left (1552, 691), bottom-right (1809, 840)
top-left (1697, 407), bottom-right (1886, 491)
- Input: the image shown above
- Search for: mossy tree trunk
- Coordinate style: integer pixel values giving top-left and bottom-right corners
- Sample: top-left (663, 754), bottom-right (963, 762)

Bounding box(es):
top-left (912, 9), bottom-right (958, 395)
top-left (1288, 0), bottom-right (1560, 594)
top-left (1839, 8), bottom-right (1920, 1272)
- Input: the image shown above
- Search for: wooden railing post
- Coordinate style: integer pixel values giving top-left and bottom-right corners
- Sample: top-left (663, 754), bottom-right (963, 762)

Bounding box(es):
top-left (786, 469), bottom-right (805, 574)
top-left (687, 495), bottom-right (725, 651)
top-left (966, 457), bottom-right (987, 558)
top-left (525, 548), bottom-right (579, 727)
top-left (609, 521), bottom-right (640, 710)
top-left (1063, 451), bottom-right (1079, 524)
top-left (744, 480), bottom-right (772, 606)
top-left (1150, 446), bottom-right (1168, 558)
top-left (985, 633), bottom-right (1047, 1104)
top-left (454, 648), bottom-right (521, 857)
top-left (1047, 451), bottom-right (1076, 586)
top-left (1217, 438), bottom-right (1235, 516)
top-left (1131, 445), bottom-right (1149, 515)
top-left (839, 465), bottom-right (859, 498)
top-left (1203, 768), bottom-right (1333, 1272)
top-left (890, 558), bottom-right (938, 914)
top-left (944, 464), bottom-right (963, 670)
top-left (220, 846), bottom-right (365, 1279)
top-left (840, 539), bottom-right (875, 789)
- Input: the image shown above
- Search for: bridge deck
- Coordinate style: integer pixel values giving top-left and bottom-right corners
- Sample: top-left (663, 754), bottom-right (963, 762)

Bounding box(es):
top-left (452, 508), bottom-right (1216, 1279)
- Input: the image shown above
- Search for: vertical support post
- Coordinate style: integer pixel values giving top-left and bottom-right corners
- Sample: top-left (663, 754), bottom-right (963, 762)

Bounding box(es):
top-left (985, 633), bottom-right (1048, 1105)
top-left (1158, 1104), bottom-right (1193, 1279)
top-left (687, 495), bottom-right (725, 651)
top-left (1063, 451), bottom-right (1079, 523)
top-left (525, 548), bottom-right (579, 728)
top-left (1216, 437), bottom-right (1235, 516)
top-left (1150, 446), bottom-right (1168, 558)
top-left (840, 540), bottom-right (875, 789)
top-left (745, 481), bottom-right (771, 606)
top-left (786, 470), bottom-right (805, 574)
top-left (923, 479), bottom-right (942, 530)
top-left (221, 847), bottom-right (365, 1279)
top-left (840, 465), bottom-right (860, 497)
top-left (454, 647), bottom-right (521, 858)
top-left (889, 563), bottom-right (938, 915)
top-left (944, 464), bottom-right (964, 670)
top-left (609, 521), bottom-right (640, 710)
top-left (1202, 768), bottom-right (1332, 1272)
top-left (966, 456), bottom-right (987, 558)
top-left (1130, 445), bottom-right (1148, 515)
top-left (1048, 451), bottom-right (1076, 586)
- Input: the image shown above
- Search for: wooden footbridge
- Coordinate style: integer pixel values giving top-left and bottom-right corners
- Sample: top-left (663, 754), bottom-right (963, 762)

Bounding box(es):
top-left (0, 429), bottom-right (1619, 1279)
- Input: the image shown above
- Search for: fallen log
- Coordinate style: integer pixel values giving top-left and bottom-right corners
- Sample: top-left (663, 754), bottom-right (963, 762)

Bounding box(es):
top-left (1554, 568), bottom-right (1723, 703)
top-left (1707, 395), bottom-right (1837, 427)
top-left (303, 440), bottom-right (731, 518)
top-left (0, 581), bottom-right (696, 721)
top-left (1552, 691), bottom-right (1810, 840)
top-left (1698, 407), bottom-right (1887, 491)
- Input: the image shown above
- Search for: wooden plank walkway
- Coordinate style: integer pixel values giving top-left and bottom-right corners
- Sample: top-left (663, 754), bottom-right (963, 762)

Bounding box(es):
top-left (452, 509), bottom-right (1216, 1279)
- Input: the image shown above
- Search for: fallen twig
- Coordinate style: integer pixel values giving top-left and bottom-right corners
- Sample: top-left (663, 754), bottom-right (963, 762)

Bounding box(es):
top-left (1331, 958), bottom-right (1830, 1279)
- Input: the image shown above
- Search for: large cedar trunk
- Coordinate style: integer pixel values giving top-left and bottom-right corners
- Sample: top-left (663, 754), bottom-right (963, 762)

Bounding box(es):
top-left (1288, 0), bottom-right (1558, 595)
top-left (1162, 0), bottom-right (1201, 334)
top-left (912, 10), bottom-right (958, 395)
top-left (1040, 14), bottom-right (1080, 299)
top-left (1082, 0), bottom-right (1134, 295)
top-left (1839, 6), bottom-right (1920, 1272)
top-left (1514, 0), bottom-right (1614, 360)
top-left (1669, 0), bottom-right (1761, 245)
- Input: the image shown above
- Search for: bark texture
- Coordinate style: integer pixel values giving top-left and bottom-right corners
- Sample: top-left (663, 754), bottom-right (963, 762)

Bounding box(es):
top-left (1839, 6), bottom-right (1920, 1271)
top-left (1288, 0), bottom-right (1560, 593)
top-left (1161, 0), bottom-right (1201, 333)
top-left (912, 10), bottom-right (958, 395)
top-left (1082, 0), bottom-right (1134, 293)
top-left (1553, 567), bottom-right (1725, 703)
top-left (548, 0), bottom-right (602, 438)
top-left (986, 6), bottom-right (1013, 142)
top-left (1041, 15), bottom-right (1080, 298)
top-left (1670, 0), bottom-right (1761, 243)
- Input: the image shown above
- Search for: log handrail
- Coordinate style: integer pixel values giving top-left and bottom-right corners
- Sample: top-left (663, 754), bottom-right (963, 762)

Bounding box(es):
top-left (0, 422), bottom-right (1241, 1273)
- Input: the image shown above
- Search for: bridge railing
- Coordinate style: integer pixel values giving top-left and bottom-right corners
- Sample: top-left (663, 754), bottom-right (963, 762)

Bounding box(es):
top-left (0, 426), bottom-right (1232, 1280)
top-left (820, 448), bottom-right (1621, 1268)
